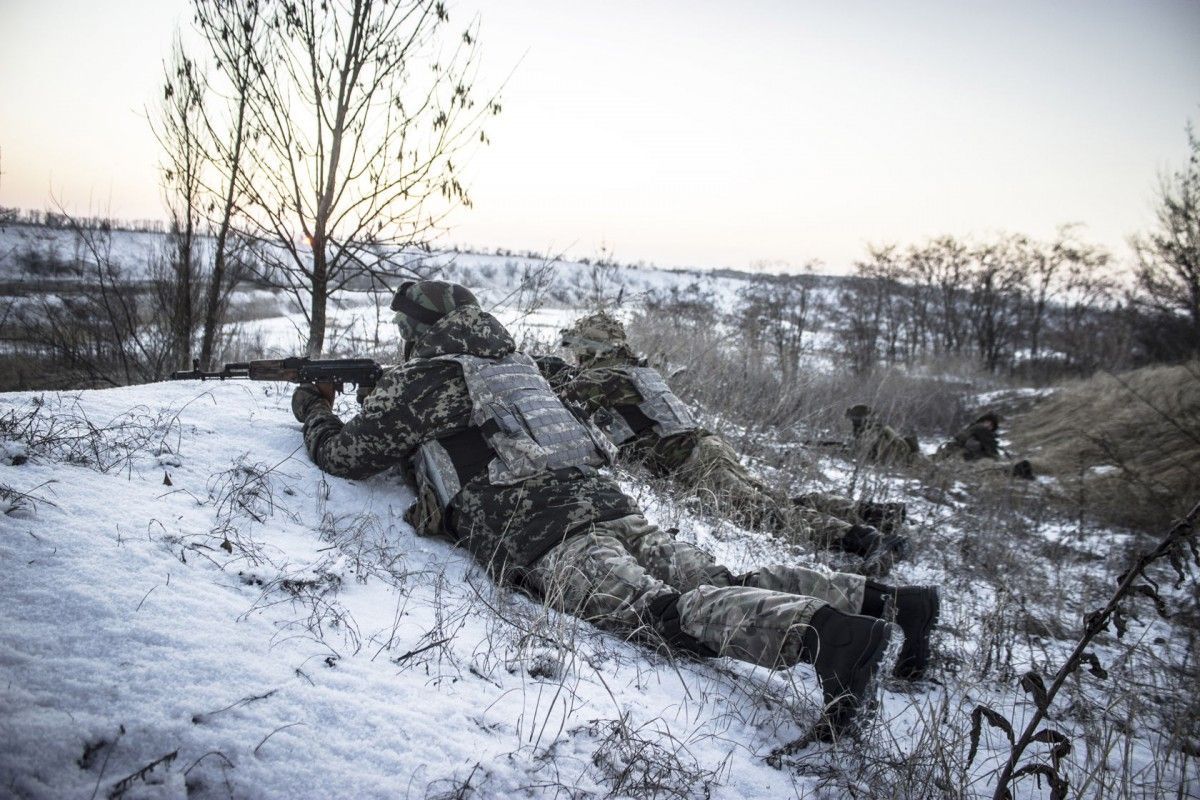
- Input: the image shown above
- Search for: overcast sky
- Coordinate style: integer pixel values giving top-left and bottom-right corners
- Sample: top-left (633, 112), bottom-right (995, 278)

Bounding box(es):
top-left (1, 0), bottom-right (1198, 273)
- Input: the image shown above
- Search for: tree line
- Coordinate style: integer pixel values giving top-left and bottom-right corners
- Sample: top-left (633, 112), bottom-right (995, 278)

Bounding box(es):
top-left (834, 129), bottom-right (1200, 377)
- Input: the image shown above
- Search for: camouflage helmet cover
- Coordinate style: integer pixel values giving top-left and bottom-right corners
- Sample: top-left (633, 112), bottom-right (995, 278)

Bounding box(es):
top-left (560, 311), bottom-right (628, 355)
top-left (391, 280), bottom-right (479, 342)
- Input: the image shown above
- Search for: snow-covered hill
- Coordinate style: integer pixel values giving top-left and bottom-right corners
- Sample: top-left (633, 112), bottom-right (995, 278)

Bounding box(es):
top-left (2, 377), bottom-right (1194, 798)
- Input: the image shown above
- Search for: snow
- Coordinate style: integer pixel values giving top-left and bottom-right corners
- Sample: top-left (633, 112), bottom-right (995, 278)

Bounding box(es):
top-left (0, 383), bottom-right (830, 798)
top-left (2, 230), bottom-right (1196, 797)
top-left (3, 379), bottom-right (1191, 798)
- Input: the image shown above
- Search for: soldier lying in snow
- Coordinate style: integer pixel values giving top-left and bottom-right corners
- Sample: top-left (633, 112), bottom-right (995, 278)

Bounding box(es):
top-left (935, 411), bottom-right (1035, 479)
top-left (535, 312), bottom-right (910, 574)
top-left (847, 405), bottom-right (1034, 480)
top-left (290, 281), bottom-right (939, 736)
top-left (844, 404), bottom-right (926, 467)
top-left (936, 411), bottom-right (1002, 462)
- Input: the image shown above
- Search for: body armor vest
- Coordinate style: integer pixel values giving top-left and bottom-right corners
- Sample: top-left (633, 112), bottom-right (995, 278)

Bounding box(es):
top-left (620, 366), bottom-right (698, 439)
top-left (414, 353), bottom-right (616, 508)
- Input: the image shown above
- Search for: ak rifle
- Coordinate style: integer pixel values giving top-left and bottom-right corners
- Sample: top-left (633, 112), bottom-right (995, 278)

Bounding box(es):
top-left (170, 356), bottom-right (384, 393)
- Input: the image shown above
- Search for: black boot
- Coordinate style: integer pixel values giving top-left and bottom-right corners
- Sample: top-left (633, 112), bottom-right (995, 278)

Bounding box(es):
top-left (861, 580), bottom-right (939, 680)
top-left (799, 606), bottom-right (895, 737)
top-left (854, 500), bottom-right (907, 534)
top-left (835, 524), bottom-right (882, 556)
top-left (836, 526), bottom-right (911, 576)
top-left (647, 593), bottom-right (718, 657)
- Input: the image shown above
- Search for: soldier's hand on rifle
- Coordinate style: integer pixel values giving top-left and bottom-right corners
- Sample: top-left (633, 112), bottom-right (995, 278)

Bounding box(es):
top-left (291, 382), bottom-right (335, 423)
top-left (314, 381), bottom-right (337, 404)
top-left (355, 385), bottom-right (375, 405)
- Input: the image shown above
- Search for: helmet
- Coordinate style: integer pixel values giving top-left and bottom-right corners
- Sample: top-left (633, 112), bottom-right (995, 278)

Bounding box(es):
top-left (973, 411), bottom-right (1001, 429)
top-left (559, 311), bottom-right (628, 356)
top-left (391, 280), bottom-right (479, 342)
top-left (845, 404), bottom-right (873, 421)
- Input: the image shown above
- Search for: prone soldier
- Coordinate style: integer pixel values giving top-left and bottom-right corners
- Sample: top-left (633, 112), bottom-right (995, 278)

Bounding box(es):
top-left (536, 312), bottom-right (910, 572)
top-left (290, 281), bottom-right (939, 736)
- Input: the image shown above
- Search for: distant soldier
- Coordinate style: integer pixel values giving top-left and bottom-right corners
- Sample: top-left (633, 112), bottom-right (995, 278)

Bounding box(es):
top-left (936, 411), bottom-right (1034, 479)
top-left (936, 411), bottom-right (1001, 461)
top-left (537, 312), bottom-right (910, 572)
top-left (290, 281), bottom-right (940, 736)
top-left (844, 404), bottom-right (925, 467)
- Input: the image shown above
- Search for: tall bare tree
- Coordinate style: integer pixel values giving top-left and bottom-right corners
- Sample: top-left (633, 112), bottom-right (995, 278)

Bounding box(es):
top-left (233, 0), bottom-right (497, 355)
top-left (192, 0), bottom-right (268, 368)
top-left (152, 38), bottom-right (208, 368)
top-left (1133, 124), bottom-right (1200, 356)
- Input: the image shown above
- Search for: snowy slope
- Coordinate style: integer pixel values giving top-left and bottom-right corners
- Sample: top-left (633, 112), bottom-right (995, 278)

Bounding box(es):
top-left (0, 383), bottom-right (833, 798)
top-left (1, 381), bottom-right (1194, 799)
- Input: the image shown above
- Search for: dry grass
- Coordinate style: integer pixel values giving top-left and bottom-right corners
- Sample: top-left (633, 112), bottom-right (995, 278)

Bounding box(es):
top-left (1010, 360), bottom-right (1200, 532)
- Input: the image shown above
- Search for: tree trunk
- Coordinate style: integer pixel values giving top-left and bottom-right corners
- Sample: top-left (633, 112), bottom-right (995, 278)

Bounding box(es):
top-left (173, 220), bottom-right (194, 369)
top-left (308, 241), bottom-right (328, 356)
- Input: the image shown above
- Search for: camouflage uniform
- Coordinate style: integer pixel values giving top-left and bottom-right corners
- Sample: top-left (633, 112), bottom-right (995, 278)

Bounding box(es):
top-left (537, 315), bottom-right (874, 551)
top-left (845, 404), bottom-right (926, 466)
top-left (293, 285), bottom-right (873, 674)
top-left (936, 412), bottom-right (1002, 462)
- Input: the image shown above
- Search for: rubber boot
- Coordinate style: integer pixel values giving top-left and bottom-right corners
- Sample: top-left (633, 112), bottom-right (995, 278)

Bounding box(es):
top-left (799, 606), bottom-right (896, 737)
top-left (861, 580), bottom-right (939, 679)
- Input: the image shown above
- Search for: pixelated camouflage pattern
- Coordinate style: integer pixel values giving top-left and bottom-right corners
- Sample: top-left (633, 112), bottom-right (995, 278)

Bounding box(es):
top-left (299, 304), bottom-right (637, 571)
top-left (536, 355), bottom-right (860, 547)
top-left (391, 280), bottom-right (480, 342)
top-left (529, 513), bottom-right (866, 668)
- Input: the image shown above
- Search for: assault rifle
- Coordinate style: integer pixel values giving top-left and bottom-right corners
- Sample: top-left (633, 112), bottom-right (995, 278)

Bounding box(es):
top-left (170, 356), bottom-right (385, 394)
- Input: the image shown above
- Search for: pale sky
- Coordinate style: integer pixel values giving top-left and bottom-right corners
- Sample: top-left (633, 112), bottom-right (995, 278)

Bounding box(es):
top-left (1, 0), bottom-right (1198, 273)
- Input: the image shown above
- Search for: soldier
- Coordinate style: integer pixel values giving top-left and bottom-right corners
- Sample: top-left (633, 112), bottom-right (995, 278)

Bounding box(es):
top-left (935, 412), bottom-right (1035, 479)
top-left (936, 411), bottom-right (1002, 462)
top-left (291, 281), bottom-right (939, 736)
top-left (844, 404), bottom-right (925, 467)
top-left (537, 312), bottom-right (910, 572)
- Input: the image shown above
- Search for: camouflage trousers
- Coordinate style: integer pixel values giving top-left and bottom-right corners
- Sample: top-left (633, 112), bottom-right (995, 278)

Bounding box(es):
top-left (526, 513), bottom-right (866, 669)
top-left (673, 434), bottom-right (855, 547)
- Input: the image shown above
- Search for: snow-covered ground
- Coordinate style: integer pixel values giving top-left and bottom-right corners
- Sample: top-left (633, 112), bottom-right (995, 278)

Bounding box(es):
top-left (2, 376), bottom-right (1194, 799)
top-left (2, 222), bottom-right (1195, 798)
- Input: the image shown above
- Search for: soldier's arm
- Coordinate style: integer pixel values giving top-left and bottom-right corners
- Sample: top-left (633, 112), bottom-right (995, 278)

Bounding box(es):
top-left (552, 366), bottom-right (643, 415)
top-left (299, 362), bottom-right (471, 479)
top-left (533, 354), bottom-right (577, 386)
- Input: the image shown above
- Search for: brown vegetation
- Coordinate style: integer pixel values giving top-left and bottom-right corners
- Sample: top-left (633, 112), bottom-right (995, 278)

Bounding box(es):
top-left (1011, 360), bottom-right (1200, 532)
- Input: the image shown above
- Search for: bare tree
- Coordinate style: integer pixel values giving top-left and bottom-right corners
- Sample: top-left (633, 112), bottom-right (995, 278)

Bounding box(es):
top-left (1132, 124), bottom-right (1200, 356)
top-left (191, 0), bottom-right (268, 368)
top-left (152, 39), bottom-right (208, 368)
top-left (738, 272), bottom-right (814, 382)
top-left (231, 0), bottom-right (498, 355)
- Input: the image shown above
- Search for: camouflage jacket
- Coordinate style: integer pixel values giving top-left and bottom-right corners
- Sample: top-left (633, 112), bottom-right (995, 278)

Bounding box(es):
top-left (299, 305), bottom-right (638, 572)
top-left (534, 355), bottom-right (706, 475)
top-left (939, 421), bottom-right (1001, 461)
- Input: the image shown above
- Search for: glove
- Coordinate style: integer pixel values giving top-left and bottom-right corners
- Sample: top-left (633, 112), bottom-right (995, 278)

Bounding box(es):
top-left (291, 383), bottom-right (332, 422)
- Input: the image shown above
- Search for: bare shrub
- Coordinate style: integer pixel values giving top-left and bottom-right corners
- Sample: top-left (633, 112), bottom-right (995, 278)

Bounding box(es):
top-left (0, 394), bottom-right (188, 474)
top-left (585, 713), bottom-right (726, 800)
top-left (625, 294), bottom-right (982, 452)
